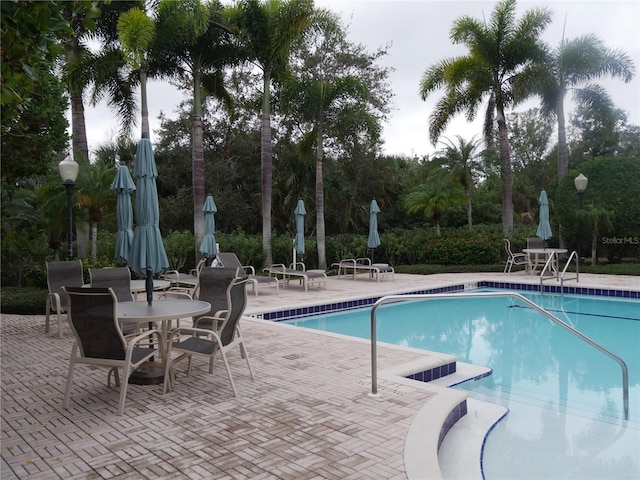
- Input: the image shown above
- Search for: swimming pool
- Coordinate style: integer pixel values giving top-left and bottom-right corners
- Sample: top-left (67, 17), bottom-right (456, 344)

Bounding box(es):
top-left (282, 289), bottom-right (640, 479)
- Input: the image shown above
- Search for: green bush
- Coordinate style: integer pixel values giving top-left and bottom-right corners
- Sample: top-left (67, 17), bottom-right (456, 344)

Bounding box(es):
top-left (0, 287), bottom-right (47, 314)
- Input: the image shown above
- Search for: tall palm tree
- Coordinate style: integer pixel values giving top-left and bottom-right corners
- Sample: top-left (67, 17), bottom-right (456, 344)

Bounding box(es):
top-left (419, 0), bottom-right (551, 235)
top-left (153, 0), bottom-right (238, 250)
top-left (117, 7), bottom-right (155, 139)
top-left (522, 34), bottom-right (634, 180)
top-left (231, 0), bottom-right (315, 267)
top-left (436, 135), bottom-right (481, 232)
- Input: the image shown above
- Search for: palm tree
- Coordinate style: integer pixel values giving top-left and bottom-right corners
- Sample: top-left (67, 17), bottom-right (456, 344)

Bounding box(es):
top-left (419, 0), bottom-right (551, 235)
top-left (577, 204), bottom-right (613, 265)
top-left (232, 0), bottom-right (315, 267)
top-left (436, 135), bottom-right (481, 232)
top-left (404, 178), bottom-right (465, 238)
top-left (117, 7), bottom-right (155, 139)
top-left (153, 0), bottom-right (238, 250)
top-left (76, 162), bottom-right (117, 260)
top-left (522, 34), bottom-right (634, 180)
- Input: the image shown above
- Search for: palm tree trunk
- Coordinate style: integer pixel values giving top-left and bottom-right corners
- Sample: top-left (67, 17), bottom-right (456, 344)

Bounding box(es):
top-left (465, 188), bottom-right (472, 232)
top-left (192, 72), bottom-right (205, 252)
top-left (91, 221), bottom-right (98, 260)
top-left (261, 71), bottom-right (273, 267)
top-left (556, 91), bottom-right (568, 180)
top-left (315, 123), bottom-right (326, 270)
top-left (140, 65), bottom-right (150, 139)
top-left (591, 228), bottom-right (598, 265)
top-left (496, 104), bottom-right (514, 235)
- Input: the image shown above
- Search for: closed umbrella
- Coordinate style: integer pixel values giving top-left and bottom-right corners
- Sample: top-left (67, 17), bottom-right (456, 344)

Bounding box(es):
top-left (128, 138), bottom-right (169, 306)
top-left (368, 199), bottom-right (381, 261)
top-left (536, 189), bottom-right (553, 244)
top-left (294, 199), bottom-right (306, 265)
top-left (111, 163), bottom-right (136, 265)
top-left (200, 194), bottom-right (218, 266)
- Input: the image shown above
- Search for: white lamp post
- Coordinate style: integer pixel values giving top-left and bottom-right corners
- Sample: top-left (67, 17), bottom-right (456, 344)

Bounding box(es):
top-left (58, 156), bottom-right (79, 260)
top-left (574, 173), bottom-right (588, 263)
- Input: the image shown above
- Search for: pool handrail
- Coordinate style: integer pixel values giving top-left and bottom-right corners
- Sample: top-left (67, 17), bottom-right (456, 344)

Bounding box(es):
top-left (369, 291), bottom-right (630, 421)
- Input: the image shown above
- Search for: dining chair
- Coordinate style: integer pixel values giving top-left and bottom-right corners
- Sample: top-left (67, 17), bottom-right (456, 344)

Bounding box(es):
top-left (62, 286), bottom-right (164, 415)
top-left (163, 267), bottom-right (255, 396)
top-left (504, 239), bottom-right (529, 274)
top-left (45, 260), bottom-right (85, 338)
top-left (89, 267), bottom-right (136, 335)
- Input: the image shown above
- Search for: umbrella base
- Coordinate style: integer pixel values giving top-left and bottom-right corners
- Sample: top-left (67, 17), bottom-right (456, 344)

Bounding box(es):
top-left (129, 362), bottom-right (164, 385)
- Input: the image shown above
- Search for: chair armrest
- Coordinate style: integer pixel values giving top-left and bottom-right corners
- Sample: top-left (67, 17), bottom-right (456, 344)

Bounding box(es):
top-left (290, 262), bottom-right (306, 271)
top-left (265, 264), bottom-right (286, 273)
top-left (355, 258), bottom-right (372, 266)
top-left (160, 289), bottom-right (193, 300)
top-left (242, 265), bottom-right (256, 275)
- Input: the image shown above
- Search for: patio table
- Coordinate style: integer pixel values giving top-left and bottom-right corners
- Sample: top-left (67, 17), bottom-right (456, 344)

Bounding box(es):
top-left (522, 248), bottom-right (568, 277)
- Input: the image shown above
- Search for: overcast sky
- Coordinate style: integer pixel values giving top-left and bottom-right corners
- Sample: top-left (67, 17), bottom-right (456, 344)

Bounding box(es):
top-left (81, 0), bottom-right (640, 159)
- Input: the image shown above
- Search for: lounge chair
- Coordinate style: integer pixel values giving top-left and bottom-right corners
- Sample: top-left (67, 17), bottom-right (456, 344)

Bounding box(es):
top-left (163, 267), bottom-right (254, 396)
top-left (264, 262), bottom-right (327, 291)
top-left (160, 258), bottom-right (205, 296)
top-left (331, 258), bottom-right (395, 282)
top-left (504, 239), bottom-right (528, 274)
top-left (216, 252), bottom-right (279, 296)
top-left (45, 260), bottom-right (85, 338)
top-left (62, 286), bottom-right (164, 415)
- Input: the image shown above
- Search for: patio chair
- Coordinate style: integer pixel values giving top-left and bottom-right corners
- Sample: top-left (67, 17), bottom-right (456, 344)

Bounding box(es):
top-left (504, 239), bottom-right (529, 274)
top-left (45, 260), bottom-right (85, 338)
top-left (62, 286), bottom-right (164, 415)
top-left (160, 258), bottom-right (205, 296)
top-left (527, 236), bottom-right (545, 273)
top-left (89, 267), bottom-right (136, 335)
top-left (163, 267), bottom-right (255, 395)
top-left (264, 262), bottom-right (327, 291)
top-left (216, 252), bottom-right (279, 296)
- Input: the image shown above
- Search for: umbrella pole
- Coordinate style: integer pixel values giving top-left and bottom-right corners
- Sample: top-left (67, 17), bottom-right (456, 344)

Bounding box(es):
top-left (145, 270), bottom-right (153, 306)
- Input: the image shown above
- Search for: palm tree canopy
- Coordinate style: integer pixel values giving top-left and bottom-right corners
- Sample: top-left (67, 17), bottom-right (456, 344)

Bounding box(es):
top-left (419, 0), bottom-right (551, 145)
top-left (118, 8), bottom-right (156, 70)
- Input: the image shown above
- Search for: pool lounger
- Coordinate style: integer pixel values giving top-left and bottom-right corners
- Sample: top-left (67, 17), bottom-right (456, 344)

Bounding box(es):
top-left (332, 258), bottom-right (395, 282)
top-left (264, 263), bottom-right (327, 291)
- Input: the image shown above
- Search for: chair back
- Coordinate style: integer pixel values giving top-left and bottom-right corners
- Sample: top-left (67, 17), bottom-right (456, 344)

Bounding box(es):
top-left (216, 252), bottom-right (243, 269)
top-left (63, 286), bottom-right (126, 360)
top-left (46, 260), bottom-right (84, 310)
top-left (504, 238), bottom-right (515, 256)
top-left (527, 237), bottom-right (544, 249)
top-left (193, 267), bottom-right (239, 326)
top-left (219, 276), bottom-right (249, 346)
top-left (89, 267), bottom-right (133, 302)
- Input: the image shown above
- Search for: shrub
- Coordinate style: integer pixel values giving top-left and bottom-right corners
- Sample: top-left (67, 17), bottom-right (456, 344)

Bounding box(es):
top-left (0, 287), bottom-right (47, 314)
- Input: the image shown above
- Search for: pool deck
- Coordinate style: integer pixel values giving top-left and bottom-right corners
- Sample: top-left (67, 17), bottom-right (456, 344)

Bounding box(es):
top-left (2, 271), bottom-right (638, 479)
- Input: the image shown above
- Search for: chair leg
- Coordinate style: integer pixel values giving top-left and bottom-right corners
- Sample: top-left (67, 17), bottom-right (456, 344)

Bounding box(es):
top-left (117, 364), bottom-right (131, 416)
top-left (63, 345), bottom-right (78, 409)
top-left (239, 341), bottom-right (255, 381)
top-left (218, 349), bottom-right (237, 396)
top-left (45, 296), bottom-right (52, 333)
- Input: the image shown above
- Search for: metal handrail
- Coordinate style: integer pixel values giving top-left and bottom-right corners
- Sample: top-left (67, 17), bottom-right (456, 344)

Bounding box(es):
top-left (560, 251), bottom-right (580, 290)
top-left (369, 292), bottom-right (629, 420)
top-left (539, 251), bottom-right (558, 291)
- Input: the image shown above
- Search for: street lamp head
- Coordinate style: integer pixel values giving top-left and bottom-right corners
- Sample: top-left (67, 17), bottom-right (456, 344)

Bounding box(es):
top-left (574, 173), bottom-right (588, 193)
top-left (58, 155), bottom-right (79, 183)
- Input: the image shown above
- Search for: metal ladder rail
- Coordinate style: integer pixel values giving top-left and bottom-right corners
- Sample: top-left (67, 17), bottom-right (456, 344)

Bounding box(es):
top-left (368, 291), bottom-right (630, 421)
top-left (539, 250), bottom-right (558, 292)
top-left (560, 251), bottom-right (580, 291)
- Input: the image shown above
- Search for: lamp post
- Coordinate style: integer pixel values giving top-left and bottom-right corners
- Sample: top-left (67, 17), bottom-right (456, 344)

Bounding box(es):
top-left (58, 156), bottom-right (79, 260)
top-left (574, 173), bottom-right (588, 264)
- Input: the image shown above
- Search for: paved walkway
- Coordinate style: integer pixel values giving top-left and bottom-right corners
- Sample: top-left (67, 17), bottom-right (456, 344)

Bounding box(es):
top-left (2, 271), bottom-right (638, 479)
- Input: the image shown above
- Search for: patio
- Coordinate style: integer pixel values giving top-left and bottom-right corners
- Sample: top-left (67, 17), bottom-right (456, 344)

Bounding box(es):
top-left (2, 271), bottom-right (638, 479)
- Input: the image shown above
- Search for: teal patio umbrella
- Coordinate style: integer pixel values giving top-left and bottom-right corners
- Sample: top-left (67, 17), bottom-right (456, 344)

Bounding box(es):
top-left (199, 194), bottom-right (218, 266)
top-left (111, 163), bottom-right (136, 265)
top-left (129, 138), bottom-right (169, 305)
top-left (294, 199), bottom-right (306, 264)
top-left (536, 189), bottom-right (553, 244)
top-left (367, 199), bottom-right (381, 260)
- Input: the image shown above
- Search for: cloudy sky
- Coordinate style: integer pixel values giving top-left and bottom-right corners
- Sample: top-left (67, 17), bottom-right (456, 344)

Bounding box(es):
top-left (82, 0), bottom-right (640, 159)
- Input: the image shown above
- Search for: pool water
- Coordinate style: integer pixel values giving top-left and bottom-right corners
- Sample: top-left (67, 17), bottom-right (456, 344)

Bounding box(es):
top-left (283, 289), bottom-right (640, 479)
